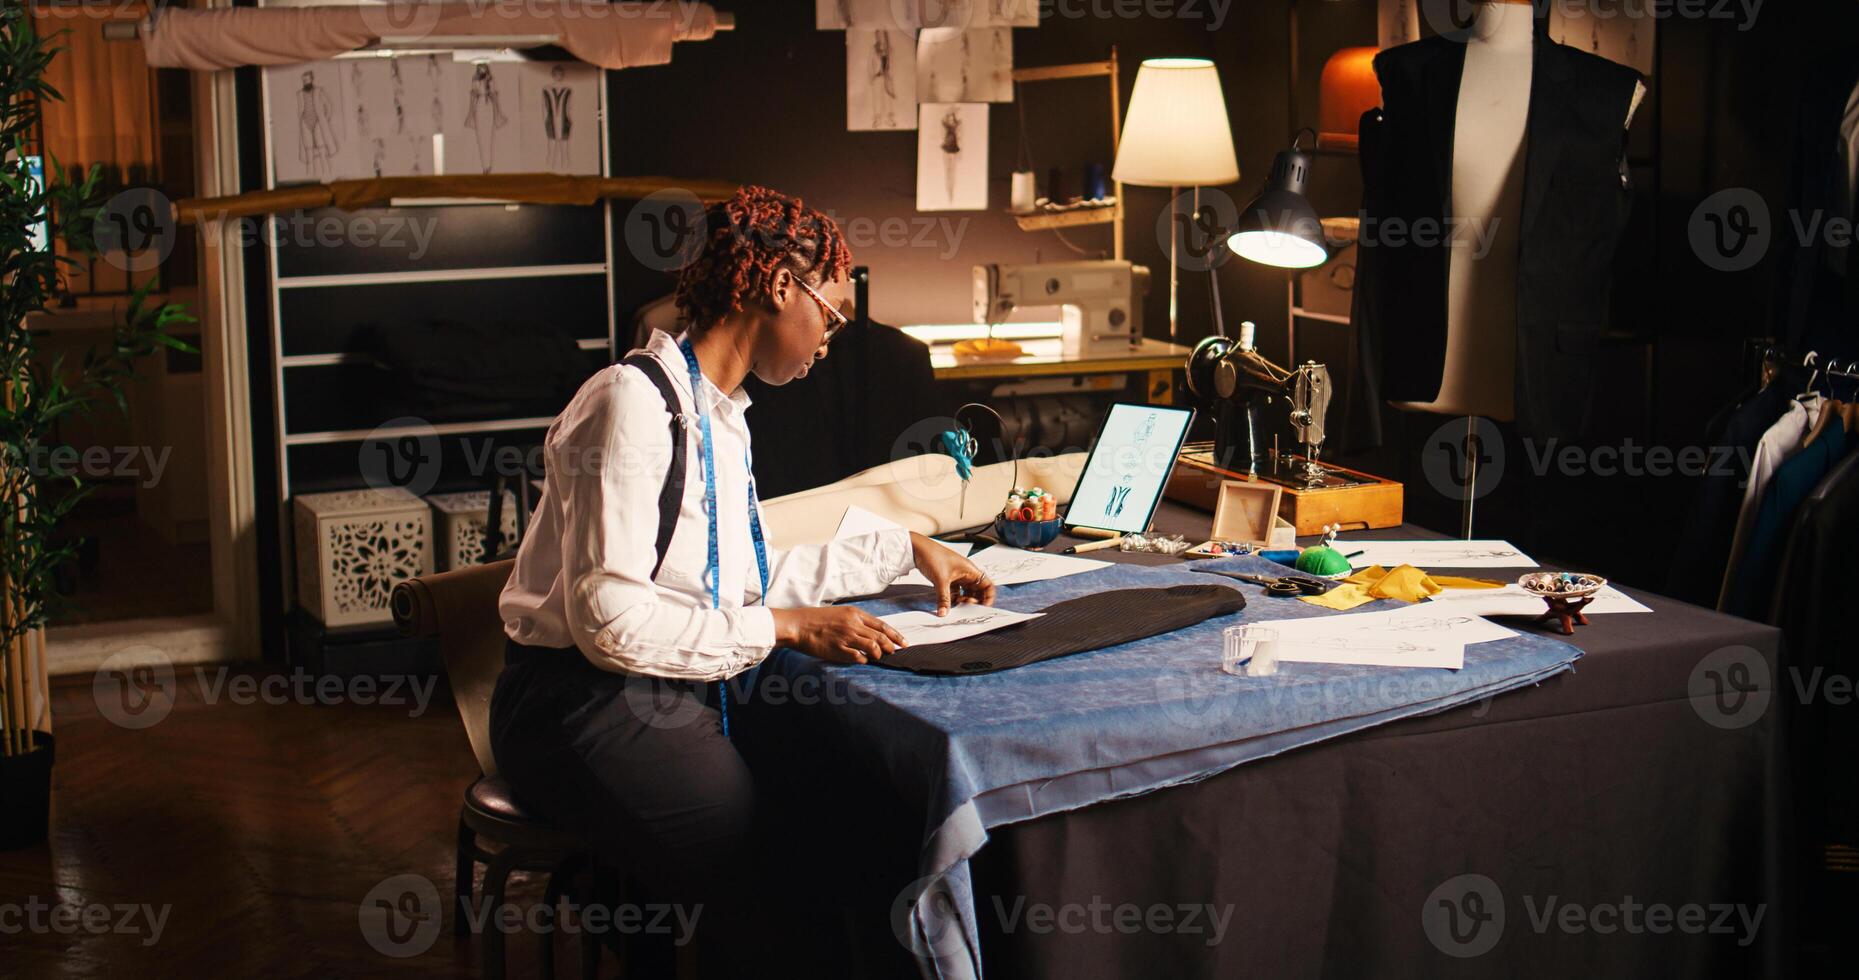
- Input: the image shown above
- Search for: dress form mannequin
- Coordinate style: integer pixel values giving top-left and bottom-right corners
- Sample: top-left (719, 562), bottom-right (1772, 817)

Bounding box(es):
top-left (1392, 0), bottom-right (1646, 420)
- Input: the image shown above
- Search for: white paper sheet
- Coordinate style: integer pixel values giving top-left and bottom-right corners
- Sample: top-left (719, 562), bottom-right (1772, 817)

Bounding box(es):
top-left (519, 62), bottom-right (602, 174)
top-left (881, 604), bottom-right (1043, 646)
top-left (445, 60), bottom-right (523, 175)
top-left (848, 27), bottom-right (918, 131)
top-left (833, 505), bottom-right (974, 587)
top-left (1341, 540), bottom-right (1539, 569)
top-left (1268, 605), bottom-right (1518, 670)
top-left (917, 102), bottom-right (988, 211)
top-left (967, 545), bottom-right (1107, 586)
top-left (1423, 584), bottom-right (1654, 617)
top-left (917, 28), bottom-right (1011, 104)
top-left (267, 61), bottom-right (356, 183)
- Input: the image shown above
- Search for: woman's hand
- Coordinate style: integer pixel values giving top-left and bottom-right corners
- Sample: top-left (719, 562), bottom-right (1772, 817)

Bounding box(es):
top-left (770, 607), bottom-right (908, 665)
top-left (910, 531), bottom-right (996, 616)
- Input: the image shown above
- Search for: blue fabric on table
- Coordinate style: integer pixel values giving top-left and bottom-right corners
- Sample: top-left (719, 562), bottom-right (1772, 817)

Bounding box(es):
top-left (755, 555), bottom-right (1584, 980)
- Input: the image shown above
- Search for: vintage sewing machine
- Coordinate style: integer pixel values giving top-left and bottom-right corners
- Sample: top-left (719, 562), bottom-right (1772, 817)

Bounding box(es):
top-left (973, 260), bottom-right (1151, 358)
top-left (1170, 322), bottom-right (1404, 533)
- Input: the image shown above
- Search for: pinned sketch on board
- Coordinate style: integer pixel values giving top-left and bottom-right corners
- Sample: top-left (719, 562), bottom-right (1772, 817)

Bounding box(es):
top-left (917, 102), bottom-right (988, 211)
top-left (1378, 0), bottom-right (1420, 49)
top-left (917, 28), bottom-right (1011, 104)
top-left (267, 62), bottom-right (352, 184)
top-left (848, 27), bottom-right (918, 130)
top-left (519, 62), bottom-right (602, 173)
top-left (347, 58), bottom-right (437, 178)
top-left (445, 61), bottom-right (521, 175)
top-left (820, 0), bottom-right (1039, 30)
top-left (880, 605), bottom-right (1043, 646)
top-left (1547, 2), bottom-right (1655, 76)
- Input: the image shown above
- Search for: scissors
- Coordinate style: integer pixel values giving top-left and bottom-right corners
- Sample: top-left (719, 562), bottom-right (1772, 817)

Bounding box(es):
top-left (1191, 567), bottom-right (1334, 598)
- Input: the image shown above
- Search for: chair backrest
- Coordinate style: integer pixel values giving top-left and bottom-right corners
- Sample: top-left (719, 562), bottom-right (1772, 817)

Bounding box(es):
top-left (392, 560), bottom-right (515, 777)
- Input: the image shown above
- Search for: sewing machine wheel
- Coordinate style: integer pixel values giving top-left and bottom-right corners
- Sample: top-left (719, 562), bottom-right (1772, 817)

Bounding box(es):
top-left (1186, 335), bottom-right (1233, 403)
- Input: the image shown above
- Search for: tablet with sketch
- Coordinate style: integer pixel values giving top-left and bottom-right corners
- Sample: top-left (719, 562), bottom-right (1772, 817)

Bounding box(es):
top-left (1064, 403), bottom-right (1195, 535)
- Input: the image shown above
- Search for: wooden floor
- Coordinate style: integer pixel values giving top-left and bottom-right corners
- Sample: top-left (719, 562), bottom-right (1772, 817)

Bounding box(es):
top-left (0, 669), bottom-right (562, 979)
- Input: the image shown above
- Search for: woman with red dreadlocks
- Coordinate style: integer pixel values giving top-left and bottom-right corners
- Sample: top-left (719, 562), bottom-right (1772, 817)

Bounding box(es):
top-left (492, 186), bottom-right (992, 973)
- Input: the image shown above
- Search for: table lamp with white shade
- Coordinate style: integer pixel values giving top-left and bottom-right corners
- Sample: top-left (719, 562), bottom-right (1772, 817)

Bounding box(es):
top-left (1111, 58), bottom-right (1241, 342)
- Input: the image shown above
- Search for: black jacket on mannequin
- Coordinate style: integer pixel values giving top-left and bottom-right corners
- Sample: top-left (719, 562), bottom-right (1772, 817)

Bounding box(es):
top-left (1346, 27), bottom-right (1644, 447)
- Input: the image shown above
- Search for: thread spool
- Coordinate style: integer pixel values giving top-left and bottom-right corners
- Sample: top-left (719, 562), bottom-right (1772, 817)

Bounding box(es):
top-left (1010, 171), bottom-right (1037, 213)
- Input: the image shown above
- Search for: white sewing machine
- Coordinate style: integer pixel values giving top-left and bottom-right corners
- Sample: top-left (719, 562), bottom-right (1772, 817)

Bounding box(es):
top-left (973, 260), bottom-right (1151, 358)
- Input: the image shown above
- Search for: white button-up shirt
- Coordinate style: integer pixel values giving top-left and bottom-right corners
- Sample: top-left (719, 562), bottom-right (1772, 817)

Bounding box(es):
top-left (500, 330), bottom-right (916, 680)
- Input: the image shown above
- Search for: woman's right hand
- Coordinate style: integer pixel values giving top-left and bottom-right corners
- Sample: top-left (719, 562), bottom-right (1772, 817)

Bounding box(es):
top-left (770, 606), bottom-right (907, 665)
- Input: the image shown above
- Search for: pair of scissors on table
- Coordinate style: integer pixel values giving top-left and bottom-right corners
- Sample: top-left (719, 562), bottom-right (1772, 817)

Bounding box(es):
top-left (1190, 567), bottom-right (1334, 598)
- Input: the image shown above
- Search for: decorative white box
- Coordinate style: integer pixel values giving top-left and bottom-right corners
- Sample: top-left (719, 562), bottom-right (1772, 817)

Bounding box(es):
top-left (293, 487), bottom-right (434, 628)
top-left (426, 490), bottom-right (519, 571)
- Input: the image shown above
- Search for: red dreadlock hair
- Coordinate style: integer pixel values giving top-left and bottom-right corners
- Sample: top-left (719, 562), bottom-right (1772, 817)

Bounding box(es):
top-left (674, 185), bottom-right (853, 332)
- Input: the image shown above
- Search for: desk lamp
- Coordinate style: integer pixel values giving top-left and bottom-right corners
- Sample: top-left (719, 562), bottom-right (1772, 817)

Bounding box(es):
top-left (1227, 130), bottom-right (1328, 270)
top-left (1111, 58), bottom-right (1241, 342)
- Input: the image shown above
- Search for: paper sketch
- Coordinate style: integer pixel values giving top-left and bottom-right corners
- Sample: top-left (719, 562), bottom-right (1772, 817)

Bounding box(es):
top-left (880, 604), bottom-right (1043, 646)
top-left (981, 0), bottom-right (1040, 27)
top-left (1424, 584), bottom-right (1653, 617)
top-left (917, 102), bottom-right (988, 211)
top-left (816, 0), bottom-right (891, 29)
top-left (918, 28), bottom-right (1011, 104)
top-left (267, 62), bottom-right (352, 184)
top-left (1378, 0), bottom-right (1419, 49)
top-left (444, 61), bottom-right (518, 175)
top-left (966, 546), bottom-right (1106, 586)
top-left (1268, 604), bottom-right (1517, 670)
top-left (343, 59), bottom-right (430, 178)
top-left (519, 62), bottom-right (602, 173)
top-left (1340, 540), bottom-right (1538, 569)
top-left (1549, 4), bottom-right (1655, 76)
top-left (848, 27), bottom-right (918, 131)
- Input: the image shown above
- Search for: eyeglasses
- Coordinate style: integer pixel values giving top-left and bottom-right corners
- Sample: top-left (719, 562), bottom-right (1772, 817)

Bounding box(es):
top-left (791, 272), bottom-right (850, 344)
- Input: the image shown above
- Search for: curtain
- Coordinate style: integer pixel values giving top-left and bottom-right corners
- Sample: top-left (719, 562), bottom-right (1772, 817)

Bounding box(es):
top-left (31, 1), bottom-right (160, 184)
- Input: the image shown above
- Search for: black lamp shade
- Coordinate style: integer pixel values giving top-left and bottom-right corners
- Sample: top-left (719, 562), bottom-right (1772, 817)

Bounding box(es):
top-left (1228, 147), bottom-right (1328, 269)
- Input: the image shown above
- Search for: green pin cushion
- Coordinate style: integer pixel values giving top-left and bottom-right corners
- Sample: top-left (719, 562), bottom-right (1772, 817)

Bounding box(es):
top-left (1295, 545), bottom-right (1353, 576)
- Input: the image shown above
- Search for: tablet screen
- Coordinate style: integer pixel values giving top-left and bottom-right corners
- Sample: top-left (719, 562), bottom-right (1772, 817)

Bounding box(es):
top-left (1064, 403), bottom-right (1196, 534)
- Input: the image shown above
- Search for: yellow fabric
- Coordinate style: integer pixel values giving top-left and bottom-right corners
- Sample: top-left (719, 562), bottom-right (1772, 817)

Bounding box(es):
top-left (1299, 564), bottom-right (1503, 610)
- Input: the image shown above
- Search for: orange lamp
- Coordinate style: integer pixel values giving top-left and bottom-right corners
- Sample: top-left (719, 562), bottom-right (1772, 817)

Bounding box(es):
top-left (1317, 46), bottom-right (1381, 153)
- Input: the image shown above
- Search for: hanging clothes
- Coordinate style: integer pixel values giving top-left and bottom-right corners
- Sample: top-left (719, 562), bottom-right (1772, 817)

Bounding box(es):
top-left (1720, 392), bottom-right (1826, 609)
top-left (1723, 414), bottom-right (1853, 620)
top-left (1667, 382), bottom-right (1791, 607)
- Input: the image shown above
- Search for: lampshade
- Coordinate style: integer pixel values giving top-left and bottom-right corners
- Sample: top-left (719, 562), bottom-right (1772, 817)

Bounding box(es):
top-left (1111, 58), bottom-right (1241, 187)
top-left (1228, 144), bottom-right (1328, 269)
top-left (1317, 46), bottom-right (1380, 152)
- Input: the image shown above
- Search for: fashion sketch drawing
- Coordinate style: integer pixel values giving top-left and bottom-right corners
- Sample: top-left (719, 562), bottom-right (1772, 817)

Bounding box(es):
top-left (463, 63), bottom-right (509, 174)
top-left (541, 65), bottom-right (573, 171)
top-left (296, 69), bottom-right (340, 175)
top-left (869, 30), bottom-right (898, 129)
top-left (940, 106), bottom-right (962, 203)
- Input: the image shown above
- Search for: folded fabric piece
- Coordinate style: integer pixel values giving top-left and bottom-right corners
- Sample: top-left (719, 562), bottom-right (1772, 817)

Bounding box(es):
top-left (1300, 564), bottom-right (1503, 611)
top-left (875, 585), bottom-right (1246, 676)
top-left (143, 2), bottom-right (719, 71)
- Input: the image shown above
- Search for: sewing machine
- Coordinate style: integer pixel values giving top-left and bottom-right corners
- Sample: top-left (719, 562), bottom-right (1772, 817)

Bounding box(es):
top-left (1172, 322), bottom-right (1404, 533)
top-left (973, 260), bottom-right (1151, 358)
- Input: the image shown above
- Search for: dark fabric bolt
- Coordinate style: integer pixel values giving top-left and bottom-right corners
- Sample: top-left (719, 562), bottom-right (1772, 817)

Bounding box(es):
top-left (876, 584), bottom-right (1247, 676)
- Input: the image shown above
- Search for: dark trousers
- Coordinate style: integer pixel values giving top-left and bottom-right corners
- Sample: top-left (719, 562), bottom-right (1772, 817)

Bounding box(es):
top-left (489, 641), bottom-right (758, 976)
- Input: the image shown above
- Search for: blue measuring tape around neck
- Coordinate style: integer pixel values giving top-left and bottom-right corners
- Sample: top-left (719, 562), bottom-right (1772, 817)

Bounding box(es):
top-left (677, 339), bottom-right (769, 737)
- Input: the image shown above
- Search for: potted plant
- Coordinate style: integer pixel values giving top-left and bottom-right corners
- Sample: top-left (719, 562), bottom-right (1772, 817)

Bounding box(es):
top-left (2, 6), bottom-right (193, 849)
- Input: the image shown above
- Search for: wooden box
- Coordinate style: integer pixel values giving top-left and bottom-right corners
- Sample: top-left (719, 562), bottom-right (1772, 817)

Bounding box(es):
top-left (1167, 452), bottom-right (1403, 536)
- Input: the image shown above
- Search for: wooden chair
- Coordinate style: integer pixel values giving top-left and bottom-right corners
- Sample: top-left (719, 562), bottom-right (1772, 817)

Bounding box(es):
top-left (392, 560), bottom-right (597, 980)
